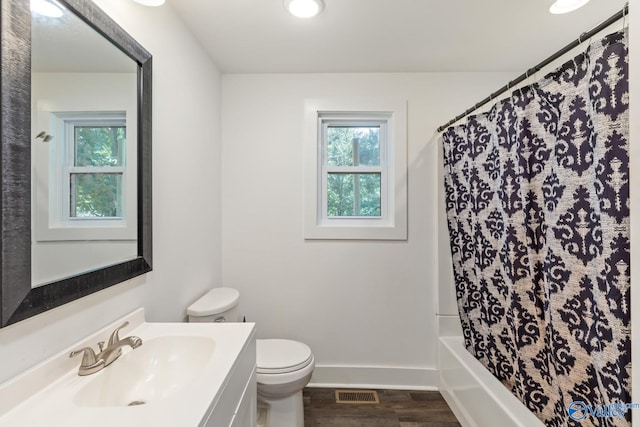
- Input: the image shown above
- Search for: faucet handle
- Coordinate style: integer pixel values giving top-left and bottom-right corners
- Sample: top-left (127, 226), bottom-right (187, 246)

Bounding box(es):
top-left (69, 346), bottom-right (105, 376)
top-left (108, 321), bottom-right (130, 346)
top-left (69, 347), bottom-right (98, 366)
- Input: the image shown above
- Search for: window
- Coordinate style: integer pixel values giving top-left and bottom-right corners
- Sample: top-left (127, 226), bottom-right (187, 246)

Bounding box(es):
top-left (54, 113), bottom-right (127, 225)
top-left (33, 110), bottom-right (137, 242)
top-left (304, 99), bottom-right (407, 240)
top-left (67, 120), bottom-right (126, 219)
top-left (322, 118), bottom-right (386, 219)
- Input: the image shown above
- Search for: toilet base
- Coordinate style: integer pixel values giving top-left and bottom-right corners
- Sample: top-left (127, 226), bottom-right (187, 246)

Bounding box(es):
top-left (256, 403), bottom-right (269, 427)
top-left (258, 390), bottom-right (304, 427)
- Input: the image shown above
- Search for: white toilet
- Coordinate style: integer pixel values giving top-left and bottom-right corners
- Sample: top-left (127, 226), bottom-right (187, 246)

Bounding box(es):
top-left (187, 288), bottom-right (315, 427)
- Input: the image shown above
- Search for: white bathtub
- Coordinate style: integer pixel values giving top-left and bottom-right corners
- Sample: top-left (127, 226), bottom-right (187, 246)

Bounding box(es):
top-left (438, 336), bottom-right (545, 427)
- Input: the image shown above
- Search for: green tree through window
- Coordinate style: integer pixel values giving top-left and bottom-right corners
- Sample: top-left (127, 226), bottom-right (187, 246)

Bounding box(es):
top-left (71, 126), bottom-right (125, 218)
top-left (326, 126), bottom-right (381, 217)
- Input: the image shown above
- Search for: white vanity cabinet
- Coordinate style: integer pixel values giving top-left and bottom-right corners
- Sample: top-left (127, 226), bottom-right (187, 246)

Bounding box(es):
top-left (229, 369), bottom-right (257, 427)
top-left (202, 328), bottom-right (257, 427)
top-left (0, 310), bottom-right (257, 427)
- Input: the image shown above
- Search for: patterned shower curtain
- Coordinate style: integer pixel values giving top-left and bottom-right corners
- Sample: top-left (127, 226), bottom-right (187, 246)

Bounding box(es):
top-left (442, 29), bottom-right (630, 427)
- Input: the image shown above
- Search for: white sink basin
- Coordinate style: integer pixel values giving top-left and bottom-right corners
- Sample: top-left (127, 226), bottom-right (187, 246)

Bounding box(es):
top-left (74, 335), bottom-right (216, 407)
top-left (0, 309), bottom-right (256, 427)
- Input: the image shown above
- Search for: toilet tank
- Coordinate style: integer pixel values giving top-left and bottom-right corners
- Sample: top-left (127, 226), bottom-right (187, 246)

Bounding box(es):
top-left (187, 287), bottom-right (240, 323)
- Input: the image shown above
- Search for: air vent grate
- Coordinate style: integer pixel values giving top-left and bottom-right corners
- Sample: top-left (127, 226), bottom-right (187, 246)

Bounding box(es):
top-left (335, 389), bottom-right (380, 404)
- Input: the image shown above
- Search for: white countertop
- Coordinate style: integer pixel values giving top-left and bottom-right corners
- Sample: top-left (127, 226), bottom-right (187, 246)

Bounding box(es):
top-left (0, 309), bottom-right (255, 427)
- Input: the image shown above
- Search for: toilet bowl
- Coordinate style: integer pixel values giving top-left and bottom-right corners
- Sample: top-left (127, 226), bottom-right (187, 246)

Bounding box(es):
top-left (187, 288), bottom-right (314, 427)
top-left (256, 339), bottom-right (314, 426)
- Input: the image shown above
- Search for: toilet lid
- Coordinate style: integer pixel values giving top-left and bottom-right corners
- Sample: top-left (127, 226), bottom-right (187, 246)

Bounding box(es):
top-left (186, 288), bottom-right (239, 317)
top-left (256, 339), bottom-right (313, 374)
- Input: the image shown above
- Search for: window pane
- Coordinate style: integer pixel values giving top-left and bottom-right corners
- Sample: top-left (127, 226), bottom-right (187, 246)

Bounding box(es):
top-left (358, 173), bottom-right (382, 216)
top-left (327, 173), bottom-right (381, 217)
top-left (71, 173), bottom-right (123, 218)
top-left (75, 126), bottom-right (125, 167)
top-left (327, 126), bottom-right (380, 167)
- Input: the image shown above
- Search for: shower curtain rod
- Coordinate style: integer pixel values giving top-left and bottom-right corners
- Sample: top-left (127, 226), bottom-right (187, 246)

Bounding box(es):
top-left (437, 4), bottom-right (629, 133)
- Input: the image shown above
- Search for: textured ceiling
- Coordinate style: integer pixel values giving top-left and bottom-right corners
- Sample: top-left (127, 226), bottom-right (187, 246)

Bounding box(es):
top-left (167, 0), bottom-right (628, 74)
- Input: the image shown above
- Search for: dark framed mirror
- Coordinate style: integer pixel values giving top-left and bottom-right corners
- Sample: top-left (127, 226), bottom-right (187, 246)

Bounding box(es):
top-left (0, 0), bottom-right (152, 327)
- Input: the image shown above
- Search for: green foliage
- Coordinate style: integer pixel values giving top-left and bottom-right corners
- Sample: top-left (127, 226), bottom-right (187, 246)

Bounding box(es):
top-left (72, 174), bottom-right (122, 217)
top-left (75, 126), bottom-right (124, 166)
top-left (327, 173), bottom-right (381, 217)
top-left (327, 126), bottom-right (380, 167)
top-left (326, 126), bottom-right (381, 217)
top-left (72, 126), bottom-right (125, 218)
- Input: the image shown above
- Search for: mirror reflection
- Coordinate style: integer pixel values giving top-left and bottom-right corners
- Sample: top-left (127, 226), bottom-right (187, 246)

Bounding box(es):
top-left (31, 3), bottom-right (139, 287)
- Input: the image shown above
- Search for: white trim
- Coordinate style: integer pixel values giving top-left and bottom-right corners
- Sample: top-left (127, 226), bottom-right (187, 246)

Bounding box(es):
top-left (304, 98), bottom-right (408, 240)
top-left (320, 117), bottom-right (387, 223)
top-left (308, 365), bottom-right (437, 391)
top-left (34, 110), bottom-right (137, 241)
top-left (61, 114), bottom-right (126, 222)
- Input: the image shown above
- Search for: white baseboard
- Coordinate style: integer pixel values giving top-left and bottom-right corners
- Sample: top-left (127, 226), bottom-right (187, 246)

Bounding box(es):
top-left (308, 365), bottom-right (438, 390)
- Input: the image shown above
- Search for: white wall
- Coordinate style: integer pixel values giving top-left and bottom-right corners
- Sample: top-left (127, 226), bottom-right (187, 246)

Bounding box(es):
top-left (221, 72), bottom-right (511, 388)
top-left (0, 0), bottom-right (222, 383)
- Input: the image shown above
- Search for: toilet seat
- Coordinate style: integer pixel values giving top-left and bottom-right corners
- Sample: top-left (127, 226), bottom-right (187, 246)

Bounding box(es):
top-left (257, 339), bottom-right (313, 374)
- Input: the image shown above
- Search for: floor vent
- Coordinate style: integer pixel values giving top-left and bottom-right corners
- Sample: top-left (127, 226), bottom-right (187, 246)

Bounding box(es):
top-left (335, 389), bottom-right (380, 404)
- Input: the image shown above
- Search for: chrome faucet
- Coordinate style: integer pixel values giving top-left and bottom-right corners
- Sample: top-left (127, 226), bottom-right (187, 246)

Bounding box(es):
top-left (69, 321), bottom-right (143, 376)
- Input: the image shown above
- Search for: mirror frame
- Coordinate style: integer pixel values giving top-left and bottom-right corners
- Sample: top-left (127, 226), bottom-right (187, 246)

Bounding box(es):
top-left (0, 0), bottom-right (152, 327)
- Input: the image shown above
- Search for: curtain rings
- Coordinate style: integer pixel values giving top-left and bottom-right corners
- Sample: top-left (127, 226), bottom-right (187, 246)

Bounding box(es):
top-left (585, 34), bottom-right (593, 64)
top-left (577, 32), bottom-right (592, 67)
top-left (526, 67), bottom-right (537, 83)
top-left (525, 67), bottom-right (539, 99)
top-left (577, 32), bottom-right (588, 65)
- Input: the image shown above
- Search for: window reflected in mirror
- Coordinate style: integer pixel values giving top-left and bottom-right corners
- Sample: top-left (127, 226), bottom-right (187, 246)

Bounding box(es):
top-left (31, 3), bottom-right (139, 287)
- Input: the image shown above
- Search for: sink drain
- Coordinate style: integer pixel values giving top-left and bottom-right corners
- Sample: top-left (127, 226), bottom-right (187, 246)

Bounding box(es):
top-left (127, 400), bottom-right (146, 406)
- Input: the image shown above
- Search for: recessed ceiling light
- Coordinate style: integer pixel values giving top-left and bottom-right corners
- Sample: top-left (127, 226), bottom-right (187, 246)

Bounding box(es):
top-left (284, 0), bottom-right (324, 18)
top-left (549, 0), bottom-right (590, 14)
top-left (30, 0), bottom-right (63, 18)
top-left (132, 0), bottom-right (166, 6)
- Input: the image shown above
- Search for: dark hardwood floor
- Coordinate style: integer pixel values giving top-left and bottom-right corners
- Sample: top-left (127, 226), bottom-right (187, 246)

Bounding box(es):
top-left (303, 388), bottom-right (462, 427)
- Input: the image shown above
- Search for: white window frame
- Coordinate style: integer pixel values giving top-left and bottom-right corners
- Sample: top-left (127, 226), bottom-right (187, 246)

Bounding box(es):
top-left (33, 110), bottom-right (137, 242)
top-left (304, 98), bottom-right (407, 240)
top-left (320, 116), bottom-right (388, 224)
top-left (61, 115), bottom-right (126, 223)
